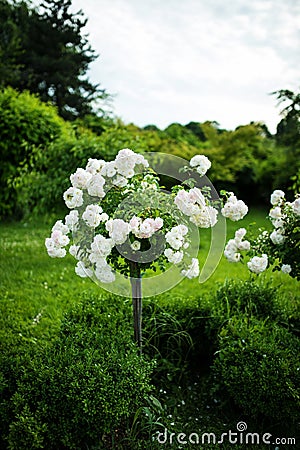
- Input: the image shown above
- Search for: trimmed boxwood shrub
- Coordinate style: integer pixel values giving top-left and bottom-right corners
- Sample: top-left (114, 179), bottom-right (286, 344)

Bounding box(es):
top-left (212, 316), bottom-right (300, 424)
top-left (5, 294), bottom-right (154, 450)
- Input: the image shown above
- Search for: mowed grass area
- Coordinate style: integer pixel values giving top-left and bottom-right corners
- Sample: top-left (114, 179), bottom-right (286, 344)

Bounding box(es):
top-left (0, 207), bottom-right (298, 343)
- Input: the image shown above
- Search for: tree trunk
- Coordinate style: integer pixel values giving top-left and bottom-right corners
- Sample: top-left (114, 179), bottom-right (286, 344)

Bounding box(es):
top-left (130, 261), bottom-right (142, 354)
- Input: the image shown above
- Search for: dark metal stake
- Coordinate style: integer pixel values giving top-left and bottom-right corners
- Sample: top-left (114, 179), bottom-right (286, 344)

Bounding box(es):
top-left (130, 261), bottom-right (142, 354)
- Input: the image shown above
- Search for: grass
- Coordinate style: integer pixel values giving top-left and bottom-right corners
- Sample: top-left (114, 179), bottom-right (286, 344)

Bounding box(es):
top-left (1, 209), bottom-right (299, 449)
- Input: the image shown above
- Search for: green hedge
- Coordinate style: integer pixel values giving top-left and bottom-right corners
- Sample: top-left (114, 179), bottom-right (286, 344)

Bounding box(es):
top-left (2, 294), bottom-right (154, 449)
top-left (213, 316), bottom-right (300, 423)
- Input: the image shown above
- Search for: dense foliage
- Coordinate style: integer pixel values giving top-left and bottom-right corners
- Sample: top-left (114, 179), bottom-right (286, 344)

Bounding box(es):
top-left (0, 0), bottom-right (106, 120)
top-left (1, 85), bottom-right (300, 220)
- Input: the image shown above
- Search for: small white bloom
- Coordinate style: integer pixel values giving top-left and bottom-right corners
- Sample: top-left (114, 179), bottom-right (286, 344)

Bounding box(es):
top-left (65, 210), bottom-right (79, 231)
top-left (247, 254), bottom-right (268, 274)
top-left (87, 174), bottom-right (106, 198)
top-left (291, 198), bottom-right (300, 216)
top-left (75, 261), bottom-right (93, 278)
top-left (106, 219), bottom-right (130, 245)
top-left (269, 206), bottom-right (282, 220)
top-left (281, 264), bottom-right (292, 274)
top-left (82, 204), bottom-right (103, 228)
top-left (129, 216), bottom-right (142, 233)
top-left (181, 258), bottom-right (200, 279)
top-left (221, 195), bottom-right (248, 221)
top-left (235, 228), bottom-right (247, 241)
top-left (45, 238), bottom-right (65, 258)
top-left (188, 187), bottom-right (206, 206)
top-left (164, 248), bottom-right (183, 264)
top-left (85, 158), bottom-right (106, 175)
top-left (270, 189), bottom-right (285, 206)
top-left (70, 168), bottom-right (92, 189)
top-left (270, 229), bottom-right (285, 245)
top-left (224, 239), bottom-right (240, 262)
top-left (99, 213), bottom-right (109, 223)
top-left (51, 230), bottom-right (70, 247)
top-left (63, 187), bottom-right (83, 209)
top-left (190, 155), bottom-right (211, 176)
top-left (101, 161), bottom-right (116, 178)
top-left (238, 240), bottom-right (250, 251)
top-left (69, 244), bottom-right (80, 259)
top-left (90, 234), bottom-right (114, 258)
top-left (52, 220), bottom-right (69, 235)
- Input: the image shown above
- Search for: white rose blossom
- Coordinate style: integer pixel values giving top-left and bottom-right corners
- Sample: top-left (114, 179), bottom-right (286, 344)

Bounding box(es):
top-left (70, 168), bottom-right (92, 189)
top-left (65, 210), bottom-right (79, 231)
top-left (181, 258), bottom-right (200, 279)
top-left (87, 174), bottom-right (106, 198)
top-left (106, 219), bottom-right (130, 245)
top-left (247, 254), bottom-right (268, 274)
top-left (75, 261), bottom-right (93, 278)
top-left (291, 198), bottom-right (300, 216)
top-left (85, 158), bottom-right (106, 175)
top-left (63, 187), bottom-right (83, 209)
top-left (190, 155), bottom-right (211, 176)
top-left (270, 189), bottom-right (285, 206)
top-left (281, 264), bottom-right (292, 274)
top-left (221, 194), bottom-right (248, 221)
top-left (82, 204), bottom-right (104, 228)
top-left (270, 229), bottom-right (286, 245)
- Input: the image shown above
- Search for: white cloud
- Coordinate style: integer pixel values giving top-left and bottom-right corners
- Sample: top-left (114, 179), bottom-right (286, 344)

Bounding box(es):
top-left (72, 0), bottom-right (300, 133)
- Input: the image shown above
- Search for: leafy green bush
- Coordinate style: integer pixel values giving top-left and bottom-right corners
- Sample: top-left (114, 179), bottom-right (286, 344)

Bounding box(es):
top-left (214, 279), bottom-right (280, 320)
top-left (213, 316), bottom-right (300, 424)
top-left (0, 87), bottom-right (69, 218)
top-left (5, 294), bottom-right (154, 449)
top-left (13, 121), bottom-right (154, 217)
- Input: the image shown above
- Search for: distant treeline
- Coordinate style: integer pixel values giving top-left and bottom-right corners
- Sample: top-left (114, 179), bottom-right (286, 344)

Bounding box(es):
top-left (1, 87), bottom-right (299, 220)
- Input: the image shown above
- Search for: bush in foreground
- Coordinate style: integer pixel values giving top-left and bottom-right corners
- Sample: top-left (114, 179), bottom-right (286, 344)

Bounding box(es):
top-left (5, 294), bottom-right (153, 449)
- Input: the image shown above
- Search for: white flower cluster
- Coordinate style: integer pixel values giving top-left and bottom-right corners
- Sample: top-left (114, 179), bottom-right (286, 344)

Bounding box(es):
top-left (223, 189), bottom-right (299, 277)
top-left (163, 224), bottom-right (200, 278)
top-left (106, 218), bottom-right (130, 245)
top-left (45, 220), bottom-right (70, 258)
top-left (181, 258), bottom-right (200, 279)
top-left (64, 148), bottom-right (149, 208)
top-left (224, 228), bottom-right (251, 263)
top-left (247, 254), bottom-right (268, 274)
top-left (270, 189), bottom-right (285, 206)
top-left (175, 187), bottom-right (218, 228)
top-left (82, 204), bottom-right (108, 228)
top-left (221, 193), bottom-right (248, 221)
top-left (129, 216), bottom-right (163, 239)
top-left (190, 154), bottom-right (211, 177)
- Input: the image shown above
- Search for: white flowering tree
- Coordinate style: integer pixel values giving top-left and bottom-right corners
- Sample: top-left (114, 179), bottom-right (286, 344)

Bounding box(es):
top-left (46, 149), bottom-right (248, 351)
top-left (224, 189), bottom-right (300, 280)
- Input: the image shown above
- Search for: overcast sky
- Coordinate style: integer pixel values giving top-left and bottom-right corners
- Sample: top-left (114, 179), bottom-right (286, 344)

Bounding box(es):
top-left (71, 0), bottom-right (300, 133)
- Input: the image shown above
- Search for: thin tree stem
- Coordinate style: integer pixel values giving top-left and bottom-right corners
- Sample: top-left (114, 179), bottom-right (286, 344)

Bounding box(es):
top-left (130, 261), bottom-right (142, 354)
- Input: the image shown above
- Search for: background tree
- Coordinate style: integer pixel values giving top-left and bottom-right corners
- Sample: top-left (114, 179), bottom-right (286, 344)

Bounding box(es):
top-left (0, 0), bottom-right (107, 120)
top-left (0, 0), bottom-right (22, 86)
top-left (273, 88), bottom-right (300, 147)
